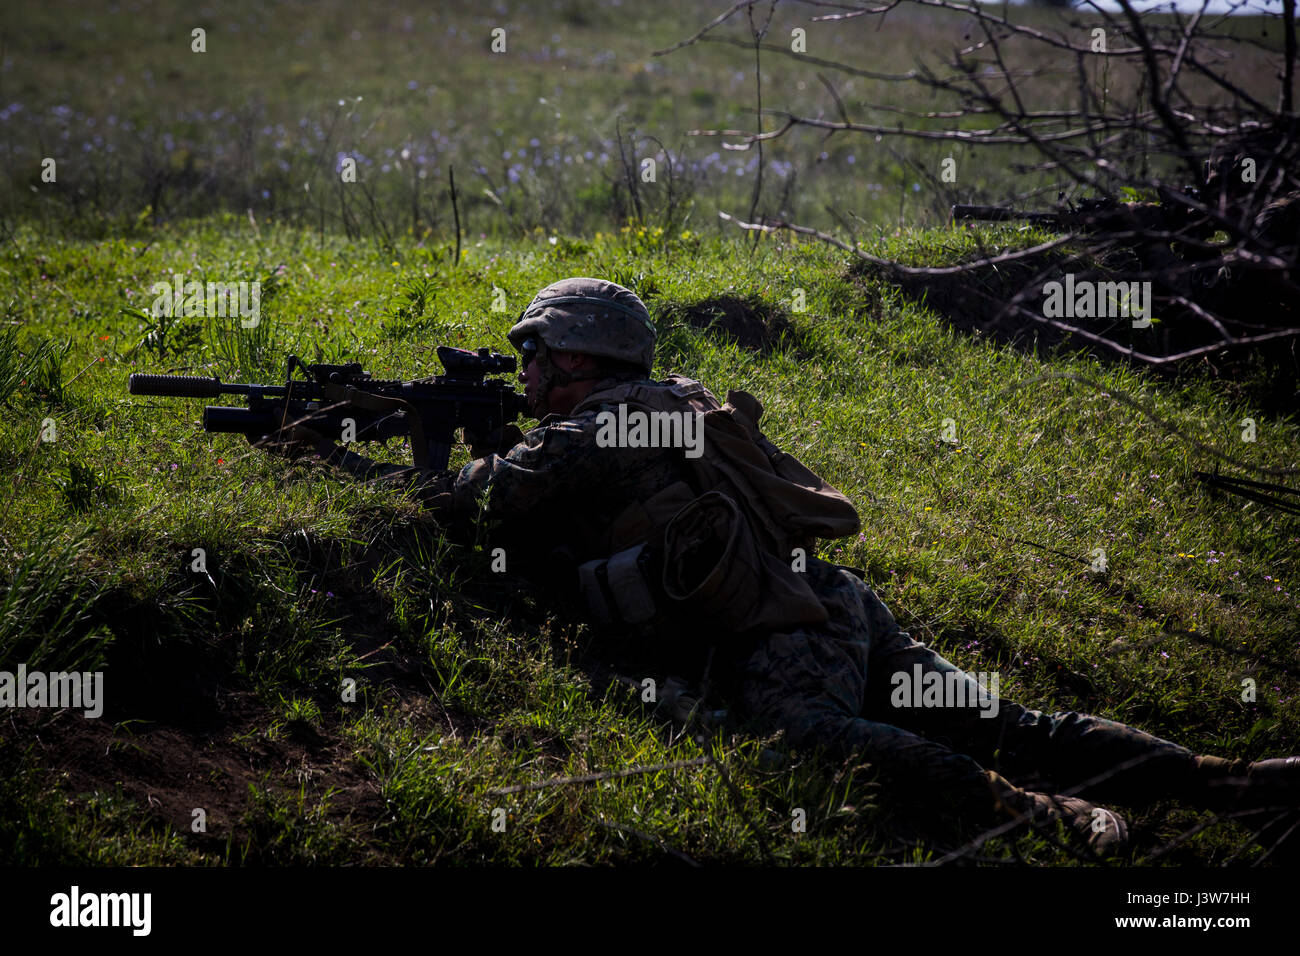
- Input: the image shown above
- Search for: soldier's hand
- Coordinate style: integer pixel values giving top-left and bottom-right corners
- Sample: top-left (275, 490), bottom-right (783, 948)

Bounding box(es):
top-left (251, 423), bottom-right (338, 460)
top-left (464, 422), bottom-right (526, 459)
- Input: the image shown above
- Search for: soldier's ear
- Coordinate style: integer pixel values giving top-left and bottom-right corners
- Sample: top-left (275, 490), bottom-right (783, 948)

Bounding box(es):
top-left (552, 349), bottom-right (594, 372)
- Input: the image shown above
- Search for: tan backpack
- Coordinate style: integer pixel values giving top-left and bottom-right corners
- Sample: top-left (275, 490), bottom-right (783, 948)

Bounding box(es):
top-left (572, 376), bottom-right (862, 634)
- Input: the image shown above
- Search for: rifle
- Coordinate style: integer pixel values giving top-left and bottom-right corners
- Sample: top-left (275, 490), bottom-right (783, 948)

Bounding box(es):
top-left (952, 189), bottom-right (1210, 237)
top-left (128, 346), bottom-right (530, 471)
top-left (950, 204), bottom-right (1064, 227)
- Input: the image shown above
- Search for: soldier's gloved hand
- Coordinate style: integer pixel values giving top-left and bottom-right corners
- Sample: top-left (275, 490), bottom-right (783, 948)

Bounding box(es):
top-left (463, 423), bottom-right (525, 459)
top-left (655, 676), bottom-right (701, 724)
top-left (250, 423), bottom-right (338, 460)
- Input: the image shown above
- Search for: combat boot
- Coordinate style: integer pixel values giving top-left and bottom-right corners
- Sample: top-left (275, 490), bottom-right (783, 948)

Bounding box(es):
top-left (984, 770), bottom-right (1129, 858)
top-left (1190, 755), bottom-right (1300, 811)
top-left (1190, 756), bottom-right (1300, 862)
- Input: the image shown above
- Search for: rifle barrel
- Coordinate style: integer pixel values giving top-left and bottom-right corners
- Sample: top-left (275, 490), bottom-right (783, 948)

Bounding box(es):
top-left (951, 204), bottom-right (1059, 226)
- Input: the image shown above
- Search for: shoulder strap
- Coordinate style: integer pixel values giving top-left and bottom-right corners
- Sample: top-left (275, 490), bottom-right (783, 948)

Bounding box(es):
top-left (572, 375), bottom-right (721, 417)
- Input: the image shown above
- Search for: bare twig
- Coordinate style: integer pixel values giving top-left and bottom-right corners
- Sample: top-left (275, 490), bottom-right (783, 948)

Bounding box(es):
top-left (596, 820), bottom-right (703, 866)
top-left (486, 757), bottom-right (710, 796)
top-left (448, 165), bottom-right (461, 268)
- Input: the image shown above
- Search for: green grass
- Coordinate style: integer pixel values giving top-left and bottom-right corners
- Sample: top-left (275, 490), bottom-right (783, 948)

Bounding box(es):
top-left (0, 214), bottom-right (1296, 865)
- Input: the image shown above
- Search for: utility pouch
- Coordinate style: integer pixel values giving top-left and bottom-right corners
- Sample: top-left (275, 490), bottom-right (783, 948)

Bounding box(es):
top-left (660, 491), bottom-right (763, 631)
top-left (577, 543), bottom-right (658, 626)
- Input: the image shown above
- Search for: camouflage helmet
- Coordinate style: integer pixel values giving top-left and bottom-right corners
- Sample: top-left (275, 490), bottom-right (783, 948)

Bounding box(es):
top-left (508, 277), bottom-right (655, 374)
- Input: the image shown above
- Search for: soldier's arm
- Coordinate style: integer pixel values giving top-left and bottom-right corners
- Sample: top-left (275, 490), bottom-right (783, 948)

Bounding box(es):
top-left (290, 415), bottom-right (607, 521)
top-left (323, 445), bottom-right (450, 492)
top-left (322, 422), bottom-right (527, 491)
top-left (448, 414), bottom-right (614, 522)
top-left (266, 424), bottom-right (455, 503)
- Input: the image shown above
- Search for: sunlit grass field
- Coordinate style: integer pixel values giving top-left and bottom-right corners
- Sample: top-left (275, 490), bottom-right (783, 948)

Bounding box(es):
top-left (2, 0), bottom-right (1297, 867)
top-left (1, 215), bottom-right (1296, 864)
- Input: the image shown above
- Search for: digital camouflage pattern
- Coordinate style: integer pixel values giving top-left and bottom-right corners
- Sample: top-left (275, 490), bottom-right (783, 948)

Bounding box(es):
top-left (737, 556), bottom-right (1197, 816)
top-left (426, 373), bottom-right (1201, 821)
top-left (443, 376), bottom-right (700, 559)
top-left (508, 277), bottom-right (657, 373)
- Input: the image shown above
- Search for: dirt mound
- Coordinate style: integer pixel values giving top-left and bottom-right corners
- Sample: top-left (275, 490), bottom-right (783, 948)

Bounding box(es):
top-left (853, 249), bottom-right (1300, 417)
top-left (7, 688), bottom-right (443, 862)
top-left (674, 295), bottom-right (795, 352)
top-left (854, 248), bottom-right (1084, 353)
top-left (2, 522), bottom-right (510, 863)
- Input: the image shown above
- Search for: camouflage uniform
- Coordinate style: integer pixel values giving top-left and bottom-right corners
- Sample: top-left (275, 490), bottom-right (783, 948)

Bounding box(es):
top-left (320, 277), bottom-right (1297, 844)
top-left (421, 373), bottom-right (1198, 820)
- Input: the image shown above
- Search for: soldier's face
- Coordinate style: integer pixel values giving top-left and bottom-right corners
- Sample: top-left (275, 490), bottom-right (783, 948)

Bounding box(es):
top-left (519, 348), bottom-right (594, 417)
top-left (519, 346), bottom-right (547, 415)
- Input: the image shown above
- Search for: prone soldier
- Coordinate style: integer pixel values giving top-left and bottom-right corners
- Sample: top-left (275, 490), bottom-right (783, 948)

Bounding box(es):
top-left (280, 276), bottom-right (1300, 857)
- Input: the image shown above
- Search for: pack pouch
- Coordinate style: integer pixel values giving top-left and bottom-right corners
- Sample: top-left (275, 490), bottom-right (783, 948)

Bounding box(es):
top-left (689, 389), bottom-right (861, 558)
top-left (575, 376), bottom-right (859, 633)
top-left (661, 491), bottom-right (827, 634)
top-left (582, 377), bottom-right (862, 560)
top-left (578, 543), bottom-right (656, 626)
